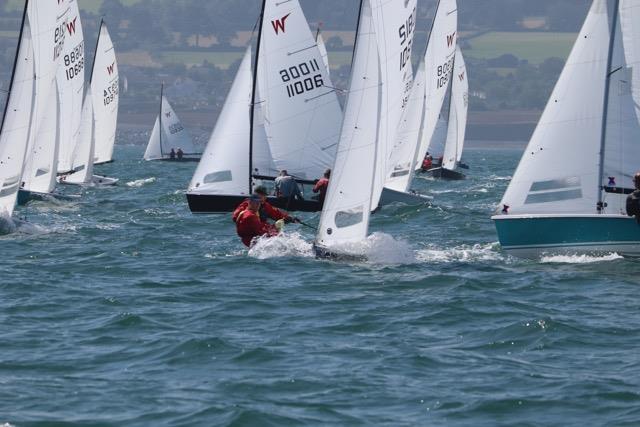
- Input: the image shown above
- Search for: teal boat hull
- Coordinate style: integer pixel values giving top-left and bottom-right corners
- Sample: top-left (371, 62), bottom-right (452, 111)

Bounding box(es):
top-left (492, 214), bottom-right (640, 258)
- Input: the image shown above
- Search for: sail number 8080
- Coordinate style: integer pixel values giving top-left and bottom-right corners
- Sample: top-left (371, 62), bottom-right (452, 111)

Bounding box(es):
top-left (279, 59), bottom-right (324, 99)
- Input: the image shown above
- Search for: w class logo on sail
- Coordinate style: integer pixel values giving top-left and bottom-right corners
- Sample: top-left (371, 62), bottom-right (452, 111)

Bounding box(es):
top-left (447, 32), bottom-right (457, 47)
top-left (107, 62), bottom-right (116, 75)
top-left (66, 17), bottom-right (78, 35)
top-left (271, 13), bottom-right (291, 35)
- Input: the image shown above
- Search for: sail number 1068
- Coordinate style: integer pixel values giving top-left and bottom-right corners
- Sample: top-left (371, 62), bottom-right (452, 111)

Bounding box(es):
top-left (279, 59), bottom-right (324, 99)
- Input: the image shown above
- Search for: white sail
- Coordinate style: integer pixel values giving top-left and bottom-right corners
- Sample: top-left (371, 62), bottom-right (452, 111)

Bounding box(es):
top-left (92, 22), bottom-right (119, 165)
top-left (498, 0), bottom-right (610, 215)
top-left (144, 94), bottom-right (196, 160)
top-left (416, 0), bottom-right (458, 167)
top-left (257, 0), bottom-right (343, 180)
top-left (316, 0), bottom-right (380, 248)
top-left (316, 31), bottom-right (330, 75)
top-left (56, 0), bottom-right (85, 174)
top-left (369, 0), bottom-right (418, 209)
top-left (189, 48), bottom-right (253, 196)
top-left (384, 61), bottom-right (426, 193)
top-left (602, 0), bottom-right (640, 209)
top-left (21, 0), bottom-right (68, 195)
top-left (0, 8), bottom-right (35, 217)
top-left (65, 89), bottom-right (94, 185)
top-left (442, 46), bottom-right (469, 170)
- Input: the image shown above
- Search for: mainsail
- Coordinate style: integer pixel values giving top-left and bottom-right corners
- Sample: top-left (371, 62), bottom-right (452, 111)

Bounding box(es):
top-left (91, 22), bottom-right (119, 165)
top-left (256, 0), bottom-right (343, 180)
top-left (442, 46), bottom-right (469, 171)
top-left (20, 0), bottom-right (69, 196)
top-left (498, 0), bottom-right (610, 215)
top-left (57, 0), bottom-right (85, 174)
top-left (64, 89), bottom-right (95, 185)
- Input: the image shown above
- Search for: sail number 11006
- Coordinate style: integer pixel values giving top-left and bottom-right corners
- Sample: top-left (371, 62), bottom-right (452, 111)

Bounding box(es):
top-left (279, 59), bottom-right (324, 99)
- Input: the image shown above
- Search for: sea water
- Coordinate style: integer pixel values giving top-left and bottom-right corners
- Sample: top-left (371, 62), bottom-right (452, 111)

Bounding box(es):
top-left (1, 144), bottom-right (639, 426)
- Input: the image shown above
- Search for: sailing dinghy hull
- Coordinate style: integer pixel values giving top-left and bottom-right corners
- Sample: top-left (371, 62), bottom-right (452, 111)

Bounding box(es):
top-left (379, 188), bottom-right (432, 206)
top-left (313, 244), bottom-right (367, 262)
top-left (187, 193), bottom-right (322, 214)
top-left (425, 167), bottom-right (465, 180)
top-left (493, 214), bottom-right (640, 258)
top-left (17, 190), bottom-right (78, 206)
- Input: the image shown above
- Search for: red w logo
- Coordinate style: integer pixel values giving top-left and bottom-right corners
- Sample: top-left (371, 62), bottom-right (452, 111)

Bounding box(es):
top-left (458, 71), bottom-right (465, 81)
top-left (107, 62), bottom-right (115, 75)
top-left (66, 17), bottom-right (77, 35)
top-left (271, 13), bottom-right (291, 35)
top-left (446, 32), bottom-right (457, 48)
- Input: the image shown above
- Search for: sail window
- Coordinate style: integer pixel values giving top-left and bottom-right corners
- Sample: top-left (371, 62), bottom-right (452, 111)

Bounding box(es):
top-left (525, 189), bottom-right (583, 204)
top-left (334, 207), bottom-right (364, 228)
top-left (203, 171), bottom-right (233, 184)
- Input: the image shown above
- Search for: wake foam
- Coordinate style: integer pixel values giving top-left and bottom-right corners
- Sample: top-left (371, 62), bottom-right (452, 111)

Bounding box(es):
top-left (320, 232), bottom-right (417, 265)
top-left (416, 243), bottom-right (504, 263)
top-left (126, 177), bottom-right (156, 188)
top-left (248, 232), bottom-right (314, 260)
top-left (540, 253), bottom-right (623, 264)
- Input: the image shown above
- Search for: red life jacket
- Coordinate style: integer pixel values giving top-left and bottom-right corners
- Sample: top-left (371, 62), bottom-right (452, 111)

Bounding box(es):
top-left (235, 209), bottom-right (278, 247)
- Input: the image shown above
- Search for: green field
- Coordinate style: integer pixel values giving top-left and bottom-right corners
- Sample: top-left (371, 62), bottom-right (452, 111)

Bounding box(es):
top-left (465, 31), bottom-right (577, 64)
top-left (4, 0), bottom-right (141, 14)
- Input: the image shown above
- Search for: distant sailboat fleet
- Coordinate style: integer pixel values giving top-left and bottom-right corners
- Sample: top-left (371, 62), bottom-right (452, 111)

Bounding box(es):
top-left (2, 0), bottom-right (639, 260)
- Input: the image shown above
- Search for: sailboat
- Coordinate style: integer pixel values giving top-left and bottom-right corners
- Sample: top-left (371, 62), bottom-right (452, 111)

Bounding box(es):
top-left (492, 0), bottom-right (640, 258)
top-left (92, 21), bottom-right (120, 167)
top-left (187, 0), bottom-right (343, 213)
top-left (313, 0), bottom-right (422, 259)
top-left (143, 84), bottom-right (200, 161)
top-left (381, 0), bottom-right (458, 203)
top-left (425, 46), bottom-right (469, 180)
top-left (16, 1), bottom-right (69, 205)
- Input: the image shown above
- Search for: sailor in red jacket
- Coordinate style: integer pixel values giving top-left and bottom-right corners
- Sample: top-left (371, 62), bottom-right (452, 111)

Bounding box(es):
top-left (232, 186), bottom-right (298, 225)
top-left (313, 169), bottom-right (331, 205)
top-left (235, 195), bottom-right (280, 247)
top-left (421, 153), bottom-right (433, 171)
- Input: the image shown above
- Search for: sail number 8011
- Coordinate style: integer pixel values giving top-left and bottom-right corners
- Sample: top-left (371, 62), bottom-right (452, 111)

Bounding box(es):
top-left (279, 59), bottom-right (324, 99)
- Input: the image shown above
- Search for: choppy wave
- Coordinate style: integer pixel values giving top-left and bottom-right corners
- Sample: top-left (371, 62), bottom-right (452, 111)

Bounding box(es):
top-left (126, 177), bottom-right (156, 187)
top-left (416, 243), bottom-right (504, 263)
top-left (248, 232), bottom-right (314, 259)
top-left (540, 253), bottom-right (624, 264)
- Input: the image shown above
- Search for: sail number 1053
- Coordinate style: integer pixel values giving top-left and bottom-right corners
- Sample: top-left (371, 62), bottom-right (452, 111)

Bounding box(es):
top-left (279, 59), bottom-right (324, 99)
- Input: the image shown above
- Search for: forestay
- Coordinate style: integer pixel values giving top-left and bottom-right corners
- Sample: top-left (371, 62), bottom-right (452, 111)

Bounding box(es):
top-left (498, 0), bottom-right (610, 215)
top-left (57, 0), bottom-right (85, 174)
top-left (189, 48), bottom-right (253, 196)
top-left (369, 0), bottom-right (418, 209)
top-left (442, 46), bottom-right (468, 170)
top-left (316, 0), bottom-right (380, 248)
top-left (0, 6), bottom-right (34, 217)
top-left (21, 0), bottom-right (69, 195)
top-left (415, 0), bottom-right (458, 168)
top-left (92, 22), bottom-right (119, 165)
top-left (257, 0), bottom-right (342, 180)
top-left (65, 89), bottom-right (94, 185)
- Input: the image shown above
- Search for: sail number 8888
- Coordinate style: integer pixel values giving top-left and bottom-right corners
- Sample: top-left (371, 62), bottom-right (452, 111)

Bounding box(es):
top-left (279, 59), bottom-right (324, 99)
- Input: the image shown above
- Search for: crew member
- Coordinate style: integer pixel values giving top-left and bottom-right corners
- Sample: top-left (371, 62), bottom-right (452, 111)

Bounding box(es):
top-left (232, 186), bottom-right (299, 225)
top-left (313, 169), bottom-right (331, 205)
top-left (275, 170), bottom-right (303, 201)
top-left (169, 148), bottom-right (176, 160)
top-left (235, 195), bottom-right (279, 247)
top-left (176, 148), bottom-right (184, 160)
top-left (626, 172), bottom-right (640, 223)
top-left (422, 153), bottom-right (433, 171)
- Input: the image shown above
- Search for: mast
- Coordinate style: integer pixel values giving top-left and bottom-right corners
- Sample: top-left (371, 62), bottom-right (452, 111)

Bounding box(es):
top-left (0, 0), bottom-right (28, 135)
top-left (597, 0), bottom-right (621, 211)
top-left (248, 0), bottom-right (267, 192)
top-left (159, 82), bottom-right (164, 157)
top-left (89, 19), bottom-right (104, 85)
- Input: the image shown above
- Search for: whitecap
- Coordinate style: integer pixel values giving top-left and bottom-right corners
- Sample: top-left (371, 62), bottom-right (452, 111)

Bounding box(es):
top-left (126, 177), bottom-right (156, 187)
top-left (540, 253), bottom-right (623, 264)
top-left (416, 243), bottom-right (504, 263)
top-left (319, 232), bottom-right (418, 265)
top-left (248, 232), bottom-right (314, 260)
